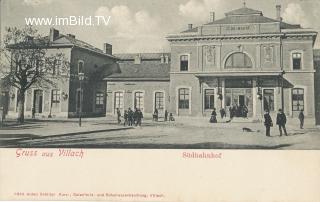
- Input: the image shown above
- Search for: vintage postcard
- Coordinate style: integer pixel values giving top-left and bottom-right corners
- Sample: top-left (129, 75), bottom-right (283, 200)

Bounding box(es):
top-left (0, 0), bottom-right (320, 201)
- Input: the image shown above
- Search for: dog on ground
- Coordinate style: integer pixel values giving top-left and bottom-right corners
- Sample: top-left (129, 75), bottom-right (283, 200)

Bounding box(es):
top-left (242, 127), bottom-right (253, 132)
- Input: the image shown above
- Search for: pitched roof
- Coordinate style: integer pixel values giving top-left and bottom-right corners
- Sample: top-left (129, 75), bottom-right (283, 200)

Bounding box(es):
top-left (105, 60), bottom-right (170, 81)
top-left (7, 33), bottom-right (117, 59)
top-left (180, 6), bottom-right (302, 33)
top-left (225, 7), bottom-right (262, 16)
top-left (206, 15), bottom-right (278, 25)
top-left (114, 53), bottom-right (170, 60)
top-left (51, 35), bottom-right (117, 59)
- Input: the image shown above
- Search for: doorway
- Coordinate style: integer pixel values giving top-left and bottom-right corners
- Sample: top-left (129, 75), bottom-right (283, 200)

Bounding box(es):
top-left (33, 90), bottom-right (43, 113)
top-left (238, 95), bottom-right (245, 107)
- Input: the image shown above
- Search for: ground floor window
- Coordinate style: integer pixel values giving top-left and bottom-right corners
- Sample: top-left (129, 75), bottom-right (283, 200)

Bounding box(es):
top-left (204, 89), bottom-right (215, 110)
top-left (179, 88), bottom-right (189, 109)
top-left (263, 89), bottom-right (274, 112)
top-left (155, 92), bottom-right (164, 110)
top-left (95, 92), bottom-right (104, 108)
top-left (134, 91), bottom-right (144, 111)
top-left (51, 89), bottom-right (60, 104)
top-left (292, 88), bottom-right (304, 111)
top-left (114, 91), bottom-right (124, 112)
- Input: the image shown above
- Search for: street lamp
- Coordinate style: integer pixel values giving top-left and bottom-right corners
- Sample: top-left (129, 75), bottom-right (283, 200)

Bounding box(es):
top-left (280, 70), bottom-right (285, 111)
top-left (78, 72), bottom-right (84, 127)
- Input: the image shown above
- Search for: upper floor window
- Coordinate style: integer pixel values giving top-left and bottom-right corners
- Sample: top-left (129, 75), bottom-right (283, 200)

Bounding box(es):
top-left (78, 61), bottom-right (84, 74)
top-left (292, 52), bottom-right (302, 70)
top-left (180, 55), bottom-right (189, 71)
top-left (53, 59), bottom-right (61, 75)
top-left (225, 52), bottom-right (252, 69)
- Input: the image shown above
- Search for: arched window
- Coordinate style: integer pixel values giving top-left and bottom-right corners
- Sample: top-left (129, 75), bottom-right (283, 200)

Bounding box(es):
top-left (78, 61), bottom-right (84, 73)
top-left (225, 52), bottom-right (252, 69)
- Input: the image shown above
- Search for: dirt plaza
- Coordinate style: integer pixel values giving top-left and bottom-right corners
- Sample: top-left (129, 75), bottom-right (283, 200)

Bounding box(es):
top-left (0, 116), bottom-right (319, 149)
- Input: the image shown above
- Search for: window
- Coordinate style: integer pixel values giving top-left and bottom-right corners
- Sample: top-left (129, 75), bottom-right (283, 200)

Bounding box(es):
top-left (180, 55), bottom-right (189, 71)
top-left (114, 92), bottom-right (124, 112)
top-left (155, 92), bottom-right (164, 110)
top-left (134, 91), bottom-right (144, 111)
top-left (95, 92), bottom-right (104, 107)
top-left (179, 88), bottom-right (189, 109)
top-left (205, 89), bottom-right (215, 110)
top-left (53, 59), bottom-right (61, 75)
top-left (78, 61), bottom-right (84, 74)
top-left (292, 88), bottom-right (304, 111)
top-left (292, 52), bottom-right (302, 70)
top-left (51, 89), bottom-right (60, 103)
top-left (263, 89), bottom-right (274, 111)
top-left (225, 52), bottom-right (252, 68)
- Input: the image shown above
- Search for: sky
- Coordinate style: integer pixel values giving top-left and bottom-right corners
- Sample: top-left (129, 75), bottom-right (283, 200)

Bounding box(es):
top-left (1, 0), bottom-right (320, 53)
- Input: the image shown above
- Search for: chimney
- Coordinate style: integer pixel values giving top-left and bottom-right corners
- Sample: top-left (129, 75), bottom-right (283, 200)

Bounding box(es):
top-left (210, 12), bottom-right (215, 23)
top-left (160, 54), bottom-right (165, 63)
top-left (103, 43), bottom-right (112, 55)
top-left (276, 5), bottom-right (282, 21)
top-left (165, 55), bottom-right (169, 64)
top-left (134, 54), bottom-right (141, 64)
top-left (49, 28), bottom-right (59, 42)
top-left (67, 34), bottom-right (75, 39)
top-left (188, 24), bottom-right (193, 30)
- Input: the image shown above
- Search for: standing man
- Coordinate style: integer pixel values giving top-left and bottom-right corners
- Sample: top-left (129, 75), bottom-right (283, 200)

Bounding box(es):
top-left (298, 109), bottom-right (304, 129)
top-left (116, 108), bottom-right (121, 124)
top-left (164, 110), bottom-right (168, 121)
top-left (264, 110), bottom-right (273, 137)
top-left (136, 109), bottom-right (143, 127)
top-left (123, 110), bottom-right (128, 126)
top-left (128, 108), bottom-right (133, 126)
top-left (276, 109), bottom-right (288, 136)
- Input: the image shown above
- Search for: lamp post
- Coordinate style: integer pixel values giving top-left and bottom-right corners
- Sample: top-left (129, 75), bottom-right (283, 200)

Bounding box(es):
top-left (78, 72), bottom-right (84, 127)
top-left (280, 70), bottom-right (285, 111)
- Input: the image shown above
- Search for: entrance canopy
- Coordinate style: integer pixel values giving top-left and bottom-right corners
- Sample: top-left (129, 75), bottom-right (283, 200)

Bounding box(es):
top-left (195, 71), bottom-right (294, 88)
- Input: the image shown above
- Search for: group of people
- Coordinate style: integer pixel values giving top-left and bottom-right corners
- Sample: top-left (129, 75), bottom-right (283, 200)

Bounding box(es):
top-left (210, 106), bottom-right (305, 137)
top-left (117, 108), bottom-right (176, 127)
top-left (153, 109), bottom-right (175, 122)
top-left (229, 104), bottom-right (248, 119)
top-left (117, 108), bottom-right (143, 127)
top-left (264, 109), bottom-right (305, 137)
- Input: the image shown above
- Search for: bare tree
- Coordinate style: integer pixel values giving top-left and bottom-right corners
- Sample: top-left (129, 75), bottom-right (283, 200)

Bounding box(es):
top-left (0, 26), bottom-right (69, 123)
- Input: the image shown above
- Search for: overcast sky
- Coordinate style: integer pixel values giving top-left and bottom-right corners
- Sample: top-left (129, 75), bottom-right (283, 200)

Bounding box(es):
top-left (1, 0), bottom-right (320, 53)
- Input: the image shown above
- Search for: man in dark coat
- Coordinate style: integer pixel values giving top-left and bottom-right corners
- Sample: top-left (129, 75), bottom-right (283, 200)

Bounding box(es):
top-left (264, 110), bottom-right (273, 137)
top-left (123, 110), bottom-right (128, 126)
top-left (116, 108), bottom-right (121, 124)
top-left (210, 108), bottom-right (217, 123)
top-left (298, 109), bottom-right (304, 129)
top-left (276, 109), bottom-right (288, 136)
top-left (164, 110), bottom-right (168, 121)
top-left (136, 109), bottom-right (143, 126)
top-left (128, 108), bottom-right (133, 126)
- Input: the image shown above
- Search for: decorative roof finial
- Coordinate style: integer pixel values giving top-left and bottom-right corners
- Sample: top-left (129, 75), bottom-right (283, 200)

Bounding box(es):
top-left (243, 0), bottom-right (246, 7)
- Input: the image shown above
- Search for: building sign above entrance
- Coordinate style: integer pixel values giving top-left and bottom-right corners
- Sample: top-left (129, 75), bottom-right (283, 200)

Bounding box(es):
top-left (222, 25), bottom-right (257, 35)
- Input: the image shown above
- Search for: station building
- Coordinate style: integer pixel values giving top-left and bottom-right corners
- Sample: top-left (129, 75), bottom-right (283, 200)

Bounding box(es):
top-left (6, 28), bottom-right (118, 118)
top-left (106, 5), bottom-right (318, 121)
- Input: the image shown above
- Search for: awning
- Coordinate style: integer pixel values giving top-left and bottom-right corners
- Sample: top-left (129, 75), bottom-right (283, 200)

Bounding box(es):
top-left (194, 71), bottom-right (294, 88)
top-left (194, 71), bottom-right (283, 78)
